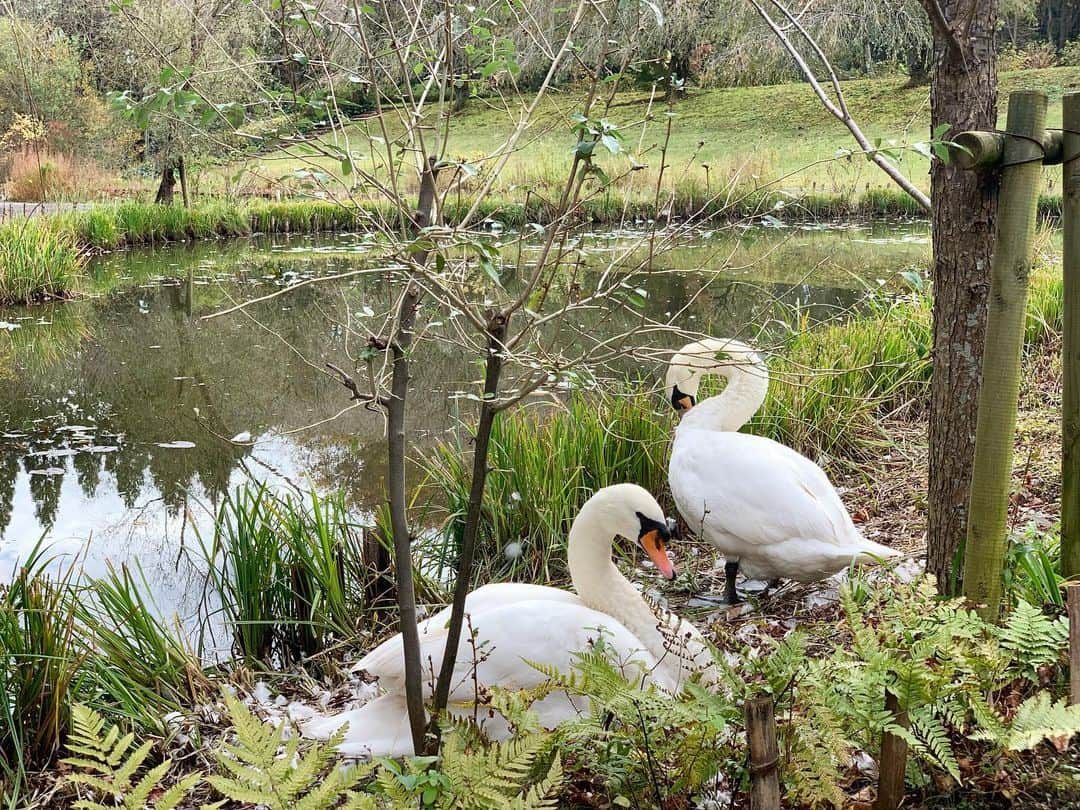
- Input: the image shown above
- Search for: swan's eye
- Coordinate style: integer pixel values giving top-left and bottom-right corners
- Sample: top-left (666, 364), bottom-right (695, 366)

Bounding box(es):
top-left (670, 384), bottom-right (695, 412)
top-left (636, 511), bottom-right (672, 542)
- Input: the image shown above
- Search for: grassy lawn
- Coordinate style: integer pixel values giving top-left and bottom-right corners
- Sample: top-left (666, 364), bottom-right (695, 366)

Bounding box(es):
top-left (226, 66), bottom-right (1080, 205)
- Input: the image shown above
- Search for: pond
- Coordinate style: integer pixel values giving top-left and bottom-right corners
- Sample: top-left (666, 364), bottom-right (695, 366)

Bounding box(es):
top-left (0, 220), bottom-right (930, 626)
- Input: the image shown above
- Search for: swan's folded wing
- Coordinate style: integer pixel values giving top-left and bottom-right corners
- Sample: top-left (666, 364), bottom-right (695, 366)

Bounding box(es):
top-left (671, 430), bottom-right (857, 548)
top-left (353, 583), bottom-right (584, 686)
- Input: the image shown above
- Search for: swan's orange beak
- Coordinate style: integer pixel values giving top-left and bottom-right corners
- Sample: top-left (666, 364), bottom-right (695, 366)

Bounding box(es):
top-left (677, 395), bottom-right (694, 411)
top-left (640, 529), bottom-right (675, 579)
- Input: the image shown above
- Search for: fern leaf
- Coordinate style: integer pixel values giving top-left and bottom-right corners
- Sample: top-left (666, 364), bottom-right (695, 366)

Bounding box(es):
top-left (67, 773), bottom-right (123, 797)
top-left (156, 772), bottom-right (203, 810)
top-left (999, 601), bottom-right (1068, 678)
top-left (205, 776), bottom-right (276, 806)
top-left (112, 739), bottom-right (154, 792)
top-left (61, 756), bottom-right (116, 774)
top-left (910, 709), bottom-right (960, 782)
top-left (1000, 692), bottom-right (1080, 751)
top-left (127, 760), bottom-right (171, 809)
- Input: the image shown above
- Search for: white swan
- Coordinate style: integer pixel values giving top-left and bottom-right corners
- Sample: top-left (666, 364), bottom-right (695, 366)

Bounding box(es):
top-left (303, 483), bottom-right (715, 758)
top-left (666, 338), bottom-right (900, 603)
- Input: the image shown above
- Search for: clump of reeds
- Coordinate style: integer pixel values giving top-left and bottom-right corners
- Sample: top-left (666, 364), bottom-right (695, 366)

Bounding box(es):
top-left (757, 293), bottom-right (933, 460)
top-left (198, 485), bottom-right (396, 665)
top-left (0, 217), bottom-right (83, 304)
top-left (422, 389), bottom-right (673, 584)
top-left (0, 543), bottom-right (82, 776)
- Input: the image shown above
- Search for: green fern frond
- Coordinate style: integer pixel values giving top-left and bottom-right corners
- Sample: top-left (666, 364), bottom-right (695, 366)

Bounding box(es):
top-left (439, 729), bottom-right (562, 809)
top-left (993, 692), bottom-right (1080, 751)
top-left (207, 687), bottom-right (370, 810)
top-left (998, 601), bottom-right (1068, 679)
top-left (910, 708), bottom-right (960, 782)
top-left (62, 704), bottom-right (200, 810)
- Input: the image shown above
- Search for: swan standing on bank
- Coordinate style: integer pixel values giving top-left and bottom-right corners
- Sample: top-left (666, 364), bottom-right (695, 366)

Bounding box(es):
top-left (666, 338), bottom-right (900, 603)
top-left (303, 483), bottom-right (714, 757)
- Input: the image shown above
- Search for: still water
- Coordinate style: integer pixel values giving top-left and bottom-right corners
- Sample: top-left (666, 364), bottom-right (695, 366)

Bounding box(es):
top-left (0, 221), bottom-right (928, 621)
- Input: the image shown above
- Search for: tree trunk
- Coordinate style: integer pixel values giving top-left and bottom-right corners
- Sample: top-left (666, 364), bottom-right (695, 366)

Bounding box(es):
top-left (385, 158), bottom-right (442, 755)
top-left (178, 156), bottom-right (191, 208)
top-left (1062, 94), bottom-right (1080, 579)
top-left (904, 43), bottom-right (931, 87)
top-left (155, 163), bottom-right (177, 205)
top-left (962, 91), bottom-right (1046, 622)
top-left (925, 0), bottom-right (998, 595)
top-left (428, 317), bottom-right (507, 748)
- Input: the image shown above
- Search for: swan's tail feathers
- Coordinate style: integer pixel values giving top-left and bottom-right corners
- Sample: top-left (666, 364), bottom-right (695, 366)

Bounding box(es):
top-left (301, 693), bottom-right (418, 759)
top-left (853, 537), bottom-right (903, 565)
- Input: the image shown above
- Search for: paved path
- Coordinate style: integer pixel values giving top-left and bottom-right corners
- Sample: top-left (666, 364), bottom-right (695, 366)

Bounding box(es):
top-left (0, 201), bottom-right (94, 220)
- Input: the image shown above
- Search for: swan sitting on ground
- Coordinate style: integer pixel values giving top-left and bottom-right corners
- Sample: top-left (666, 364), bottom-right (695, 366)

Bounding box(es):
top-left (303, 483), bottom-right (715, 757)
top-left (666, 338), bottom-right (900, 603)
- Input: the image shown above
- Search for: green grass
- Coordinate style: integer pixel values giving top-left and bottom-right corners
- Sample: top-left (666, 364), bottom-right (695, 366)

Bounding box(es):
top-left (0, 217), bottom-right (83, 304)
top-left (51, 199), bottom-right (362, 253)
top-left (756, 294), bottom-right (933, 460)
top-left (0, 543), bottom-right (83, 786)
top-left (422, 390), bottom-right (674, 583)
top-left (228, 66), bottom-right (1080, 212)
top-left (74, 563), bottom-right (210, 724)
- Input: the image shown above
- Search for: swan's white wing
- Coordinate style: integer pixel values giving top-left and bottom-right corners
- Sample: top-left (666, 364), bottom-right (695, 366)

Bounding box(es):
top-left (311, 599), bottom-right (668, 757)
top-left (353, 583), bottom-right (585, 687)
top-left (670, 428), bottom-right (900, 580)
top-left (670, 429), bottom-right (857, 551)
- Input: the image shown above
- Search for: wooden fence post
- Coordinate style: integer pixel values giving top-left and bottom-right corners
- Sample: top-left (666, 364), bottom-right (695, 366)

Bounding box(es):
top-left (962, 91), bottom-right (1048, 621)
top-left (1068, 584), bottom-right (1080, 705)
top-left (875, 690), bottom-right (909, 810)
top-left (1063, 93), bottom-right (1080, 578)
top-left (745, 694), bottom-right (781, 810)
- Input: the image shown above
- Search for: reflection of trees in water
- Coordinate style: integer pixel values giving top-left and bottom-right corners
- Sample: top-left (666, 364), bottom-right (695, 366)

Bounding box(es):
top-left (0, 242), bottom-right (868, 539)
top-left (22, 454), bottom-right (61, 530)
top-left (0, 259), bottom-right (476, 538)
top-left (0, 455), bottom-right (16, 535)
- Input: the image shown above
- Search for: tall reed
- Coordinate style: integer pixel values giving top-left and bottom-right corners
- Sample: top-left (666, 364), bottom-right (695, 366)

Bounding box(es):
top-left (423, 295), bottom-right (936, 580)
top-left (199, 484), bottom-right (381, 665)
top-left (423, 390), bottom-right (672, 584)
top-left (0, 543), bottom-right (83, 780)
top-left (0, 218), bottom-right (83, 304)
top-left (74, 563), bottom-right (210, 724)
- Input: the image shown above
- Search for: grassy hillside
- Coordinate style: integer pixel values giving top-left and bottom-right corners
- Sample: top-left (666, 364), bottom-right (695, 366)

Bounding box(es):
top-left (228, 66), bottom-right (1080, 206)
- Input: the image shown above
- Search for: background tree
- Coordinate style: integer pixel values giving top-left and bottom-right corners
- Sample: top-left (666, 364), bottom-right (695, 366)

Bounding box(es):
top-left (99, 0), bottom-right (266, 204)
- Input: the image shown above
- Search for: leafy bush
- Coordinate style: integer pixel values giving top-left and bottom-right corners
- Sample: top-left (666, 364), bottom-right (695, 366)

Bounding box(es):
top-left (1060, 39), bottom-right (1080, 67)
top-left (762, 575), bottom-right (1079, 803)
top-left (999, 42), bottom-right (1058, 72)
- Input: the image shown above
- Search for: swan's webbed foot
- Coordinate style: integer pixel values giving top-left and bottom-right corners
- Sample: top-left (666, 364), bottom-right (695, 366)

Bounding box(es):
top-left (724, 560), bottom-right (742, 605)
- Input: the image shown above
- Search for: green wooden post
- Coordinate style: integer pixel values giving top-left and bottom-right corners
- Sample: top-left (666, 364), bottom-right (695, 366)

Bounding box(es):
top-left (1063, 93), bottom-right (1080, 579)
top-left (963, 91), bottom-right (1047, 621)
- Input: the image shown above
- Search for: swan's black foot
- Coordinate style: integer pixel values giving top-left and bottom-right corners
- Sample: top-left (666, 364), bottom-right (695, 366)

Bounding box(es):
top-left (724, 560), bottom-right (742, 605)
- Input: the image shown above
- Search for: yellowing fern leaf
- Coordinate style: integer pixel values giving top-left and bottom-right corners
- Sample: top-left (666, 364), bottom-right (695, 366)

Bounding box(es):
top-left (61, 704), bottom-right (200, 810)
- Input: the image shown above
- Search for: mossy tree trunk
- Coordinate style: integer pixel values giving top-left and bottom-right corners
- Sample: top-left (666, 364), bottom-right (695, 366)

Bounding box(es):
top-left (1062, 93), bottom-right (1080, 578)
top-left (924, 0), bottom-right (999, 594)
top-left (962, 91), bottom-right (1047, 621)
top-left (154, 162), bottom-right (177, 205)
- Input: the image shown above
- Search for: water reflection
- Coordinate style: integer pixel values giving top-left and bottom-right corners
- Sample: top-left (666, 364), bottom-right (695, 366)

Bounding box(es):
top-left (0, 223), bottom-right (928, 614)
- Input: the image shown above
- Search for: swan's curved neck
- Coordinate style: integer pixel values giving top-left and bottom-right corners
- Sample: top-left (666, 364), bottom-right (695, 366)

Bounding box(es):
top-left (567, 506), bottom-right (665, 653)
top-left (680, 352), bottom-right (769, 433)
top-left (567, 503), bottom-right (715, 689)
